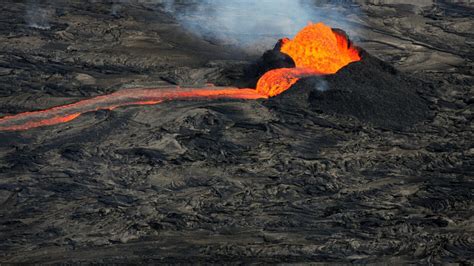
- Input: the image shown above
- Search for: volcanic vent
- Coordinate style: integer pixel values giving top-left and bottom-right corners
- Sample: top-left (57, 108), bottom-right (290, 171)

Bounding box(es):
top-left (256, 22), bottom-right (360, 97)
top-left (256, 25), bottom-right (429, 130)
top-left (0, 22), bottom-right (428, 131)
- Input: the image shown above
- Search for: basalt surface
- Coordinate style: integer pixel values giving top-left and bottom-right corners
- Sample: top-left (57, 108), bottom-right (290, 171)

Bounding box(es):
top-left (0, 1), bottom-right (473, 264)
top-left (269, 50), bottom-right (432, 130)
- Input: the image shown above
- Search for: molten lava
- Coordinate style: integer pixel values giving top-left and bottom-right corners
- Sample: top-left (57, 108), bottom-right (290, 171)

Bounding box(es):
top-left (256, 68), bottom-right (320, 97)
top-left (280, 22), bottom-right (360, 74)
top-left (0, 87), bottom-right (265, 131)
top-left (0, 22), bottom-right (360, 131)
top-left (255, 22), bottom-right (360, 97)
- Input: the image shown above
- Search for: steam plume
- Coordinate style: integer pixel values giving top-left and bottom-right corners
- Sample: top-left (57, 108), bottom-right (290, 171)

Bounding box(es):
top-left (25, 0), bottom-right (52, 29)
top-left (159, 0), bottom-right (358, 54)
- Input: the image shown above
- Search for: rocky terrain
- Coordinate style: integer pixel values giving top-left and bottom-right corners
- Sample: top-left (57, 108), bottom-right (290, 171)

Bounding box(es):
top-left (0, 0), bottom-right (472, 263)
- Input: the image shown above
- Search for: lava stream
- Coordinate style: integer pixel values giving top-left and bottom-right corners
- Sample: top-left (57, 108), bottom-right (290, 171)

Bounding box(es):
top-left (0, 87), bottom-right (266, 131)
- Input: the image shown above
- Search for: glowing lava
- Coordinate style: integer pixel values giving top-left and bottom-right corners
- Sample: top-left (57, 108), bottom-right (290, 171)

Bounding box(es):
top-left (255, 22), bottom-right (360, 97)
top-left (280, 22), bottom-right (360, 74)
top-left (0, 22), bottom-right (360, 131)
top-left (256, 67), bottom-right (321, 97)
top-left (0, 87), bottom-right (265, 131)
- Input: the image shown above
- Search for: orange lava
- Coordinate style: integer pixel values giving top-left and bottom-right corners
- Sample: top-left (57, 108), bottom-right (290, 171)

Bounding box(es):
top-left (256, 68), bottom-right (320, 97)
top-left (1, 113), bottom-right (81, 132)
top-left (0, 87), bottom-right (266, 131)
top-left (255, 22), bottom-right (360, 97)
top-left (280, 22), bottom-right (360, 74)
top-left (0, 22), bottom-right (360, 131)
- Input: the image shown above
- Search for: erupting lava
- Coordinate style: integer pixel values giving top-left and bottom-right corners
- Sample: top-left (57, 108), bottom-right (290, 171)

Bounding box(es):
top-left (0, 22), bottom-right (360, 131)
top-left (255, 22), bottom-right (360, 97)
top-left (280, 22), bottom-right (360, 74)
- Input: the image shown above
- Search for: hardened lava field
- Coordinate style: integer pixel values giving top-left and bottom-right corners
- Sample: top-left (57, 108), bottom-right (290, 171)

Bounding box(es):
top-left (0, 1), bottom-right (472, 264)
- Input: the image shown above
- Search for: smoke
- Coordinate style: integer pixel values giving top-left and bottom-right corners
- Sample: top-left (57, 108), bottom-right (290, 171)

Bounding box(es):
top-left (161, 0), bottom-right (176, 13)
top-left (314, 78), bottom-right (329, 92)
top-left (25, 0), bottom-right (53, 30)
top-left (159, 0), bottom-right (358, 54)
top-left (23, 0), bottom-right (358, 48)
top-left (111, 3), bottom-right (123, 17)
top-left (24, 0), bottom-right (357, 51)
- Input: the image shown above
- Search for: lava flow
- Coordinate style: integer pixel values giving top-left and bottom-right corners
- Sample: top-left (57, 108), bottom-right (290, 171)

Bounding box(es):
top-left (0, 87), bottom-right (264, 131)
top-left (0, 22), bottom-right (360, 131)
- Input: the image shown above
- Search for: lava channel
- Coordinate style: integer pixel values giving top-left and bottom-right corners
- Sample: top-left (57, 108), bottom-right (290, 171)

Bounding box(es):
top-left (0, 87), bottom-right (266, 131)
top-left (0, 22), bottom-right (361, 131)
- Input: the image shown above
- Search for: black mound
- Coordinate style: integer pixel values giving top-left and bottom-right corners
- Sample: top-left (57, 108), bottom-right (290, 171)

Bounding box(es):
top-left (263, 49), bottom-right (431, 130)
top-left (242, 39), bottom-right (296, 88)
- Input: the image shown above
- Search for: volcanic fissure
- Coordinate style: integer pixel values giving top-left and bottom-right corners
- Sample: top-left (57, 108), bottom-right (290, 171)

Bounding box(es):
top-left (0, 22), bottom-right (360, 131)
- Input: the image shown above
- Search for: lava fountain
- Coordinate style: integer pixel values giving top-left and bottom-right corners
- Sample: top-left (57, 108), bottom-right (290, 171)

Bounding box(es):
top-left (0, 22), bottom-right (360, 131)
top-left (280, 23), bottom-right (360, 74)
top-left (255, 22), bottom-right (360, 97)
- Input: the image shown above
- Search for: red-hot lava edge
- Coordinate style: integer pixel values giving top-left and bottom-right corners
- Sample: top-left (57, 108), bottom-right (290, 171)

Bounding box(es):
top-left (0, 22), bottom-right (361, 131)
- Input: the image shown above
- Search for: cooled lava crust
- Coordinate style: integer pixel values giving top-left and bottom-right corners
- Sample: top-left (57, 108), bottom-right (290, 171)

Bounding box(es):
top-left (1, 2), bottom-right (471, 264)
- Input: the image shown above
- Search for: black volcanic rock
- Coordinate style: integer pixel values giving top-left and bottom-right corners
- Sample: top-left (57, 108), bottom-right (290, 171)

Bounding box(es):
top-left (258, 49), bottom-right (295, 75)
top-left (269, 50), bottom-right (431, 130)
top-left (0, 1), bottom-right (472, 265)
top-left (244, 39), bottom-right (296, 88)
top-left (256, 26), bottom-right (430, 130)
